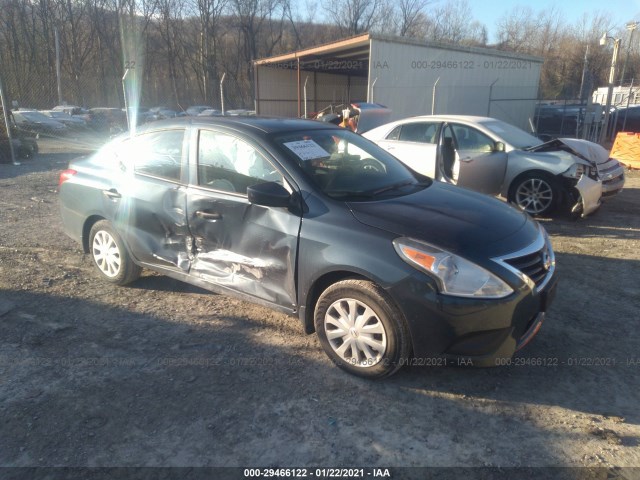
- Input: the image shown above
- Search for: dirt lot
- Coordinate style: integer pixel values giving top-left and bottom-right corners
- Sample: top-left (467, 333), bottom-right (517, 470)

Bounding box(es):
top-left (1, 139), bottom-right (639, 477)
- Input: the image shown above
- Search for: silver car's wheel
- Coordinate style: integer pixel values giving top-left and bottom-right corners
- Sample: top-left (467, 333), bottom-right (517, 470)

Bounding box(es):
top-left (315, 279), bottom-right (410, 378)
top-left (324, 298), bottom-right (387, 368)
top-left (510, 173), bottom-right (558, 216)
top-left (92, 230), bottom-right (121, 277)
top-left (89, 220), bottom-right (141, 285)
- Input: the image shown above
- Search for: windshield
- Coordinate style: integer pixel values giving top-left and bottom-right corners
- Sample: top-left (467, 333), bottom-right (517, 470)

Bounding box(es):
top-left (271, 128), bottom-right (426, 201)
top-left (481, 119), bottom-right (542, 149)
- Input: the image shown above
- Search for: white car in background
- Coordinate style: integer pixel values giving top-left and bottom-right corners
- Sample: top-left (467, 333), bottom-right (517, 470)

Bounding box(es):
top-left (363, 115), bottom-right (625, 216)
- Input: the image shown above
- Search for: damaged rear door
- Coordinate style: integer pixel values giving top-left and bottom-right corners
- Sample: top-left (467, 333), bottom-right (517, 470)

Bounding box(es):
top-left (115, 128), bottom-right (191, 271)
top-left (185, 128), bottom-right (301, 309)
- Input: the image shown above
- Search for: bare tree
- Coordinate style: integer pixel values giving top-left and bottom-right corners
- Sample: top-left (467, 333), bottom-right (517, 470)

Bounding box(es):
top-left (228, 0), bottom-right (289, 105)
top-left (393, 0), bottom-right (431, 37)
top-left (324, 0), bottom-right (386, 36)
top-left (54, 0), bottom-right (98, 106)
top-left (422, 0), bottom-right (486, 45)
top-left (185, 0), bottom-right (227, 104)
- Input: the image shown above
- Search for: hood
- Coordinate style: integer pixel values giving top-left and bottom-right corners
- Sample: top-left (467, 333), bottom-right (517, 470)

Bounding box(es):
top-left (347, 182), bottom-right (539, 258)
top-left (527, 138), bottom-right (610, 165)
top-left (352, 103), bottom-right (392, 133)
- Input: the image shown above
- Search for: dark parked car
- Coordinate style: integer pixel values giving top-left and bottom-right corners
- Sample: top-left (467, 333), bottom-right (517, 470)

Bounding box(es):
top-left (13, 110), bottom-right (68, 136)
top-left (42, 110), bottom-right (88, 129)
top-left (0, 109), bottom-right (38, 160)
top-left (88, 108), bottom-right (127, 132)
top-left (148, 107), bottom-right (178, 121)
top-left (185, 105), bottom-right (213, 116)
top-left (59, 117), bottom-right (557, 378)
top-left (197, 108), bottom-right (223, 117)
top-left (613, 105), bottom-right (640, 134)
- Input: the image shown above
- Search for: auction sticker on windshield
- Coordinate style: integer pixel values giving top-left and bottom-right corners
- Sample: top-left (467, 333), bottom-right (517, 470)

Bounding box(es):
top-left (283, 140), bottom-right (330, 161)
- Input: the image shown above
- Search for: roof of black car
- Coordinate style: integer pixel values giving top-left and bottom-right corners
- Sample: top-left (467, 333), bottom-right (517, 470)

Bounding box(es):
top-left (146, 116), bottom-right (337, 134)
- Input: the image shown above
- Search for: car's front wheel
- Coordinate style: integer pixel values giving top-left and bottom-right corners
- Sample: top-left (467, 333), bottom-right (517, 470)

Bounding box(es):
top-left (89, 220), bottom-right (141, 285)
top-left (509, 172), bottom-right (559, 216)
top-left (314, 279), bottom-right (410, 379)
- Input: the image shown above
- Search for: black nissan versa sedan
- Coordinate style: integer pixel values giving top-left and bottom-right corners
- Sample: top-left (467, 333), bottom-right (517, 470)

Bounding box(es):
top-left (59, 117), bottom-right (557, 378)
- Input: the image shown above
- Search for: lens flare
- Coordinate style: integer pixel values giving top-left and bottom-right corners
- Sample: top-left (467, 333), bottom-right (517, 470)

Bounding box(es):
top-left (119, 12), bottom-right (145, 137)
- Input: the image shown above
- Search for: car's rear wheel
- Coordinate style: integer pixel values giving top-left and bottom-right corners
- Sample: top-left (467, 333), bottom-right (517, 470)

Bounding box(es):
top-left (89, 220), bottom-right (141, 285)
top-left (509, 173), bottom-right (559, 216)
top-left (314, 279), bottom-right (410, 379)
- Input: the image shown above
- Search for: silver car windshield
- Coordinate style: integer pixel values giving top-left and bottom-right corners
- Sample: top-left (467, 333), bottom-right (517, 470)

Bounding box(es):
top-left (481, 120), bottom-right (543, 150)
top-left (271, 128), bottom-right (425, 200)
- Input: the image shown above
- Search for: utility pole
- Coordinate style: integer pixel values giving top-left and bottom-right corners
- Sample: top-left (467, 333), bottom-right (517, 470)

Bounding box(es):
top-left (55, 27), bottom-right (63, 105)
top-left (579, 44), bottom-right (589, 102)
top-left (619, 22), bottom-right (638, 85)
top-left (599, 34), bottom-right (621, 144)
top-left (0, 74), bottom-right (19, 165)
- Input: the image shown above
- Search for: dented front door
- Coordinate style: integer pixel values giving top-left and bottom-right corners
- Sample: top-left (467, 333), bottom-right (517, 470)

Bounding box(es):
top-left (185, 129), bottom-right (301, 309)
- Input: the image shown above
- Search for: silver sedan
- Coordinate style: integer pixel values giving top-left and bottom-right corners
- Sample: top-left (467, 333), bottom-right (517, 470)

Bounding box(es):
top-left (364, 115), bottom-right (625, 216)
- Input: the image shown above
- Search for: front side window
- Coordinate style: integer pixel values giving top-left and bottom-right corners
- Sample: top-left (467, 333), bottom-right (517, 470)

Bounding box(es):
top-left (197, 130), bottom-right (283, 194)
top-left (129, 129), bottom-right (185, 181)
top-left (386, 125), bottom-right (401, 140)
top-left (451, 124), bottom-right (494, 152)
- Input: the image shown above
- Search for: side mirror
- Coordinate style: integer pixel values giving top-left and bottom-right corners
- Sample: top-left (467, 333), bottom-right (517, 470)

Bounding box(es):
top-left (247, 181), bottom-right (291, 207)
top-left (494, 141), bottom-right (505, 152)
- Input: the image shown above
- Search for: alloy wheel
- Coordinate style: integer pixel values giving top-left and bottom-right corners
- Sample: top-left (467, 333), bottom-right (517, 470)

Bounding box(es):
top-left (515, 178), bottom-right (554, 215)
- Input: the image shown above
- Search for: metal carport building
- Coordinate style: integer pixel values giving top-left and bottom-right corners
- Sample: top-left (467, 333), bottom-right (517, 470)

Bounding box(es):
top-left (253, 33), bottom-right (544, 130)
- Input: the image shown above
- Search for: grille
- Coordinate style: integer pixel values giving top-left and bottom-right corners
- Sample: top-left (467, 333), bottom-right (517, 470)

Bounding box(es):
top-left (503, 246), bottom-right (551, 288)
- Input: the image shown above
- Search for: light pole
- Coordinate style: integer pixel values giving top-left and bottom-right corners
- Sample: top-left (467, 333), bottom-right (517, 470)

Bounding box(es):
top-left (619, 21), bottom-right (638, 85)
top-left (578, 44), bottom-right (589, 103)
top-left (599, 33), bottom-right (621, 144)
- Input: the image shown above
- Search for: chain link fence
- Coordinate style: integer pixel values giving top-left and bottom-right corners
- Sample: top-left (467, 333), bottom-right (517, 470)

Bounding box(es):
top-left (1, 55), bottom-right (617, 165)
top-left (0, 59), bottom-right (254, 164)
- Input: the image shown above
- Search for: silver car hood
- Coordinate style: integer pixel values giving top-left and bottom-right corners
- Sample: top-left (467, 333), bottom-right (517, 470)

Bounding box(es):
top-left (525, 138), bottom-right (610, 166)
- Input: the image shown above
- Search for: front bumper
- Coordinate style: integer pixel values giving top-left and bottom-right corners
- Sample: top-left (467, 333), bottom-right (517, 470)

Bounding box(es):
top-left (561, 174), bottom-right (601, 217)
top-left (574, 175), bottom-right (602, 217)
top-left (387, 266), bottom-right (558, 368)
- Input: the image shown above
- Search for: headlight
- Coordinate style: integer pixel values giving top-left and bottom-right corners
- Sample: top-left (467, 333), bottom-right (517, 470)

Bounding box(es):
top-left (539, 224), bottom-right (556, 270)
top-left (562, 163), bottom-right (598, 179)
top-left (393, 238), bottom-right (514, 299)
top-left (562, 163), bottom-right (585, 178)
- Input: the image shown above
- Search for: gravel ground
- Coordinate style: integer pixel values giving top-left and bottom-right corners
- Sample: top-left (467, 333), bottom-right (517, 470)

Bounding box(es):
top-left (1, 140), bottom-right (639, 478)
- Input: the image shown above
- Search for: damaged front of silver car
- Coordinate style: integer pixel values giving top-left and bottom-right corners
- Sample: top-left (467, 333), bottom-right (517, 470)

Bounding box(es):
top-left (529, 138), bottom-right (625, 215)
top-left (508, 137), bottom-right (624, 217)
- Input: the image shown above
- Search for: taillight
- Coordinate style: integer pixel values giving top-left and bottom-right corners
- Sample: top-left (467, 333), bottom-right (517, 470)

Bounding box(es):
top-left (59, 169), bottom-right (77, 186)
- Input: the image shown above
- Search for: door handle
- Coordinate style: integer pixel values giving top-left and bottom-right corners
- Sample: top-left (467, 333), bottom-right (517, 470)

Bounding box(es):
top-left (195, 211), bottom-right (222, 221)
top-left (459, 157), bottom-right (473, 163)
top-left (102, 188), bottom-right (121, 199)
top-left (386, 146), bottom-right (395, 150)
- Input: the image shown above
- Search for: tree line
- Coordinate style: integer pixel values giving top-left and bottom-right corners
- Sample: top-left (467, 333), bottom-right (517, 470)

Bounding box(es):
top-left (0, 0), bottom-right (637, 111)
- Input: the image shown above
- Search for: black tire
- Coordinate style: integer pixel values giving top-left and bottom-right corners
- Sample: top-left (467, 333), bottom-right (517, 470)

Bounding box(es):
top-left (26, 139), bottom-right (38, 155)
top-left (88, 220), bottom-right (141, 285)
top-left (314, 279), bottom-right (411, 379)
top-left (508, 172), bottom-right (559, 217)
